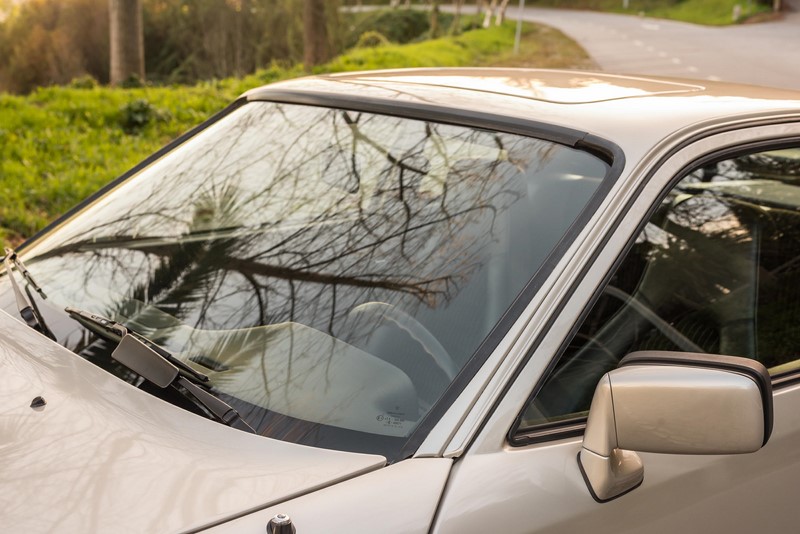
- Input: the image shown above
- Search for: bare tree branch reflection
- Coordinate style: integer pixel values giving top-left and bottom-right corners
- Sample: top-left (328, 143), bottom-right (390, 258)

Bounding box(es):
top-left (20, 101), bottom-right (608, 452)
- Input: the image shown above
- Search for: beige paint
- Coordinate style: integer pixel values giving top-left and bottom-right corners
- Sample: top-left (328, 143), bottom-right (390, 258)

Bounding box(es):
top-left (5, 69), bottom-right (800, 533)
top-left (0, 310), bottom-right (385, 533)
top-left (433, 119), bottom-right (800, 533)
top-left (205, 458), bottom-right (453, 533)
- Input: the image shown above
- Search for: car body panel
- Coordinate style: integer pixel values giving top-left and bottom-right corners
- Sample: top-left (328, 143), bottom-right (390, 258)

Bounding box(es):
top-left (469, 121), bottom-right (800, 458)
top-left (423, 120), bottom-right (800, 460)
top-left (0, 309), bottom-right (385, 533)
top-left (432, 383), bottom-right (800, 534)
top-left (4, 69), bottom-right (800, 533)
top-left (203, 458), bottom-right (453, 533)
top-left (247, 69), bottom-right (800, 167)
top-left (432, 121), bottom-right (800, 532)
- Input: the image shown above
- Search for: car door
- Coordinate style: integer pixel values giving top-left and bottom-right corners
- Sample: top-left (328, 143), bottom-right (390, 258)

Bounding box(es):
top-left (433, 122), bottom-right (800, 533)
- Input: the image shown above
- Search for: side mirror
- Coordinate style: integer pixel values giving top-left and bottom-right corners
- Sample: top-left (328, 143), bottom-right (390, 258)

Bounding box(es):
top-left (579, 351), bottom-right (773, 502)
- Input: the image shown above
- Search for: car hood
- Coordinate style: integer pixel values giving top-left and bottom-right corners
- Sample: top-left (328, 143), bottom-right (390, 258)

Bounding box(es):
top-left (0, 310), bottom-right (386, 533)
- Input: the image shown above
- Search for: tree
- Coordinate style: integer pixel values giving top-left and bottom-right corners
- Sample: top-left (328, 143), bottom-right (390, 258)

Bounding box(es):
top-left (429, 0), bottom-right (441, 37)
top-left (0, 0), bottom-right (109, 93)
top-left (482, 0), bottom-right (511, 27)
top-left (109, 0), bottom-right (144, 84)
top-left (482, 0), bottom-right (497, 28)
top-left (303, 0), bottom-right (328, 68)
top-left (450, 0), bottom-right (464, 34)
top-left (495, 0), bottom-right (510, 25)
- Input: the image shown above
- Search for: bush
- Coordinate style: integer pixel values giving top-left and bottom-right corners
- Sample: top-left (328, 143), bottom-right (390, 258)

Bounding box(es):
top-left (355, 31), bottom-right (391, 48)
top-left (69, 75), bottom-right (98, 89)
top-left (118, 99), bottom-right (155, 133)
top-left (344, 9), bottom-right (434, 48)
top-left (119, 75), bottom-right (145, 89)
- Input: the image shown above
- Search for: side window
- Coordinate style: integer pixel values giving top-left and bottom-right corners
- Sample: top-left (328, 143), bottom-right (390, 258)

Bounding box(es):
top-left (521, 146), bottom-right (800, 429)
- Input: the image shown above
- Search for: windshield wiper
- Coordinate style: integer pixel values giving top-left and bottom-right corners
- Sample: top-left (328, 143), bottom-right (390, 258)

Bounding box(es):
top-left (3, 248), bottom-right (55, 340)
top-left (113, 334), bottom-right (255, 433)
top-left (64, 307), bottom-right (254, 434)
top-left (65, 306), bottom-right (209, 384)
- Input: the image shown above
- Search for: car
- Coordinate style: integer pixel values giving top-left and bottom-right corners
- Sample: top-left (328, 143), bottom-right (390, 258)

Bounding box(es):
top-left (2, 67), bottom-right (800, 533)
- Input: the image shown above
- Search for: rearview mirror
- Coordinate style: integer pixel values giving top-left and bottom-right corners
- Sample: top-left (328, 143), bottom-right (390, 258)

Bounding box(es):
top-left (579, 351), bottom-right (773, 502)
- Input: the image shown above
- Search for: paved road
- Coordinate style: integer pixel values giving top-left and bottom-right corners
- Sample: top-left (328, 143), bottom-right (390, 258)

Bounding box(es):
top-left (505, 2), bottom-right (800, 90)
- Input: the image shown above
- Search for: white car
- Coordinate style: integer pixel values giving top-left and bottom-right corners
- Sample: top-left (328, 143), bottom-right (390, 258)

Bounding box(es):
top-left (3, 68), bottom-right (800, 533)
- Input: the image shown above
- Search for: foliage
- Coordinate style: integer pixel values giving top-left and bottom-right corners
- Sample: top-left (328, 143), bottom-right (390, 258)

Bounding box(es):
top-left (0, 0), bottom-right (346, 92)
top-left (528, 0), bottom-right (772, 25)
top-left (355, 31), bottom-right (391, 48)
top-left (0, 21), bottom-right (589, 244)
top-left (646, 0), bottom-right (772, 25)
top-left (118, 98), bottom-right (170, 133)
top-left (323, 20), bottom-right (519, 72)
top-left (0, 84), bottom-right (232, 243)
top-left (344, 9), bottom-right (439, 48)
top-left (0, 1), bottom-right (469, 93)
top-left (0, 0), bottom-right (109, 93)
top-left (69, 75), bottom-right (99, 89)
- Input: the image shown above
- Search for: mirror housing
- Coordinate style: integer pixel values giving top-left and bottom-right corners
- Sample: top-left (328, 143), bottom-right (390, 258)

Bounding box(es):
top-left (579, 351), bottom-right (773, 502)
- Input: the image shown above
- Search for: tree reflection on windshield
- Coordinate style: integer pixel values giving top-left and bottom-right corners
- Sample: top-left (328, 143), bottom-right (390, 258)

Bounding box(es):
top-left (20, 102), bottom-right (608, 456)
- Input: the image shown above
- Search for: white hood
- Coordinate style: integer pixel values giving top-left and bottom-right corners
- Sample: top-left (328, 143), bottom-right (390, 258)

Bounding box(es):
top-left (0, 311), bottom-right (385, 533)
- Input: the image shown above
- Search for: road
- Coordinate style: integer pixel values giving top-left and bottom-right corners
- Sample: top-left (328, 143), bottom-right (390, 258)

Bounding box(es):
top-left (502, 2), bottom-right (800, 90)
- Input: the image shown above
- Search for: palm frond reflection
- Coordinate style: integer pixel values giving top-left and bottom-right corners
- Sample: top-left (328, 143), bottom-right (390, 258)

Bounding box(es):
top-left (23, 102), bottom-right (607, 453)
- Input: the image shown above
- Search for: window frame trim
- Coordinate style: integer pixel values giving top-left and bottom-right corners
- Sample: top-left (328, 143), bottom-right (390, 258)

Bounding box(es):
top-left (509, 133), bottom-right (800, 447)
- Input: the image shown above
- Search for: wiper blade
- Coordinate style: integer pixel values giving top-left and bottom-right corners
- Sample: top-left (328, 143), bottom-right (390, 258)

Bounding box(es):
top-left (3, 248), bottom-right (55, 340)
top-left (64, 307), bottom-right (254, 433)
top-left (113, 334), bottom-right (255, 433)
top-left (65, 306), bottom-right (209, 385)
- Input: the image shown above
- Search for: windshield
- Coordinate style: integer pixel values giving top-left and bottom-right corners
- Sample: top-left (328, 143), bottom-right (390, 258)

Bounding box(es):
top-left (1, 101), bottom-right (608, 458)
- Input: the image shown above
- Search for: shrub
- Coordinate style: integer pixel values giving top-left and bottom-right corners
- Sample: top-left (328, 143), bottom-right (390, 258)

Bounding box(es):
top-left (345, 9), bottom-right (432, 48)
top-left (118, 99), bottom-right (155, 133)
top-left (119, 74), bottom-right (145, 89)
top-left (69, 75), bottom-right (98, 89)
top-left (355, 31), bottom-right (391, 48)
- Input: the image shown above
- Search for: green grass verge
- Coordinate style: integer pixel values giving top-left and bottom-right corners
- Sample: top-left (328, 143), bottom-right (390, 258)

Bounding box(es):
top-left (0, 21), bottom-right (590, 244)
top-left (531, 0), bottom-right (772, 25)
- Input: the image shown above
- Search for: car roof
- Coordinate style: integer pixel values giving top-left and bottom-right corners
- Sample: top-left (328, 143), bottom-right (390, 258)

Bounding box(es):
top-left (245, 68), bottom-right (800, 160)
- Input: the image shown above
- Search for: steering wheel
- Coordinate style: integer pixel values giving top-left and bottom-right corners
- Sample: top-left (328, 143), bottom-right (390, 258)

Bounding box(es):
top-left (347, 302), bottom-right (458, 380)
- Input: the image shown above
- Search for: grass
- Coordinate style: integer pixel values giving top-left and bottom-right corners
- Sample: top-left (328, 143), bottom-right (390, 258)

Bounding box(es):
top-left (0, 21), bottom-right (590, 244)
top-left (530, 0), bottom-right (772, 25)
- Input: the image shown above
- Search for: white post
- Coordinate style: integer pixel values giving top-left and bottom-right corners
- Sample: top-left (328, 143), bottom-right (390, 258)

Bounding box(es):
top-left (514, 0), bottom-right (525, 55)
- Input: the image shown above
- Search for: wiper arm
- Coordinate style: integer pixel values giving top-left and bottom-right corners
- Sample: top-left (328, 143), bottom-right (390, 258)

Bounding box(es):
top-left (4, 248), bottom-right (46, 299)
top-left (113, 334), bottom-right (255, 433)
top-left (3, 248), bottom-right (55, 340)
top-left (65, 306), bottom-right (209, 385)
top-left (64, 306), bottom-right (254, 433)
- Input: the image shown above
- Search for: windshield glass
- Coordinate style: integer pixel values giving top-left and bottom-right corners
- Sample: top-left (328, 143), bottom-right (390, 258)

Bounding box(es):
top-left (1, 101), bottom-right (608, 458)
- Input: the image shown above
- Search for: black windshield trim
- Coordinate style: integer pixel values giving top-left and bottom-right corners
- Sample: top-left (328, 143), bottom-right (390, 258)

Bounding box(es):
top-left (247, 89), bottom-right (617, 166)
